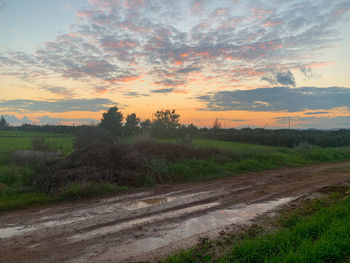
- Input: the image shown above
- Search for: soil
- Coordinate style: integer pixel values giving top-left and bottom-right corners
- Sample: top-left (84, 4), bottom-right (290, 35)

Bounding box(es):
top-left (1, 161), bottom-right (350, 263)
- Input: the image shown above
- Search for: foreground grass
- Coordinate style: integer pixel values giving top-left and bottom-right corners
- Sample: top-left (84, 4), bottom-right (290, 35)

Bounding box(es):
top-left (163, 189), bottom-right (350, 263)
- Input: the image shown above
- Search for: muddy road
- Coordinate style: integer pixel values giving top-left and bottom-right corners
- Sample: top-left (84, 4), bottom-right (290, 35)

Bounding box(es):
top-left (1, 161), bottom-right (350, 263)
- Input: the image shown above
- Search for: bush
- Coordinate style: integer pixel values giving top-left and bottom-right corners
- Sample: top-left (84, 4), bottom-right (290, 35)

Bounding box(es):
top-left (31, 141), bottom-right (223, 192)
top-left (0, 165), bottom-right (32, 188)
top-left (31, 137), bottom-right (53, 151)
top-left (74, 126), bottom-right (114, 150)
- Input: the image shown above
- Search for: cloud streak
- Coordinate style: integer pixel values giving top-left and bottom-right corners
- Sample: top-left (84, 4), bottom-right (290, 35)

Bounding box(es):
top-left (0, 98), bottom-right (119, 113)
top-left (197, 86), bottom-right (350, 112)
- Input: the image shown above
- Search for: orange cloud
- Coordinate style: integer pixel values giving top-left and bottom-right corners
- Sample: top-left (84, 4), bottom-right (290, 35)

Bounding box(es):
top-left (263, 21), bottom-right (282, 27)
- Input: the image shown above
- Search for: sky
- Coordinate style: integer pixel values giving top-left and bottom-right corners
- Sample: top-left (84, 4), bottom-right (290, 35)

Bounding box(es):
top-left (1, 0), bottom-right (350, 129)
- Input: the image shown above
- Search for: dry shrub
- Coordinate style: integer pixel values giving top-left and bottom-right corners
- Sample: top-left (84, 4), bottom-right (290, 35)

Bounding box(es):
top-left (74, 126), bottom-right (114, 150)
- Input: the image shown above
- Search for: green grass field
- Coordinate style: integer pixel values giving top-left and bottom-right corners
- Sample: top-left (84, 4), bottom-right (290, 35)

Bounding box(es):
top-left (0, 130), bottom-right (74, 155)
top-left (159, 138), bottom-right (284, 153)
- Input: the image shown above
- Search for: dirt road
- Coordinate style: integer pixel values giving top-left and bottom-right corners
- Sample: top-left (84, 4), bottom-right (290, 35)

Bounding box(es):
top-left (1, 161), bottom-right (350, 263)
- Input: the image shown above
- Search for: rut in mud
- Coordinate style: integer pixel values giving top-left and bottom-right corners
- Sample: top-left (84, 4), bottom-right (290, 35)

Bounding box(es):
top-left (1, 161), bottom-right (350, 263)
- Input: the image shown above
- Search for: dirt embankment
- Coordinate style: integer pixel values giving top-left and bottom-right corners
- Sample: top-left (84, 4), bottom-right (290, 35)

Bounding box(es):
top-left (1, 161), bottom-right (350, 263)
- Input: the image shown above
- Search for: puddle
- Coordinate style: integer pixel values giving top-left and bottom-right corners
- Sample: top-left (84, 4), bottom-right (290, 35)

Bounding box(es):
top-left (102, 191), bottom-right (152, 203)
top-left (0, 216), bottom-right (94, 239)
top-left (122, 197), bottom-right (177, 210)
top-left (68, 202), bottom-right (220, 242)
top-left (93, 197), bottom-right (296, 261)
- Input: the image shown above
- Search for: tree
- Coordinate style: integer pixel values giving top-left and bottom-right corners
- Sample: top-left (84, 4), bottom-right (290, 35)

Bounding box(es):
top-left (140, 119), bottom-right (152, 131)
top-left (124, 113), bottom-right (140, 136)
top-left (0, 115), bottom-right (8, 129)
top-left (212, 118), bottom-right (222, 130)
top-left (153, 109), bottom-right (180, 129)
top-left (100, 107), bottom-right (124, 136)
top-left (152, 109), bottom-right (180, 137)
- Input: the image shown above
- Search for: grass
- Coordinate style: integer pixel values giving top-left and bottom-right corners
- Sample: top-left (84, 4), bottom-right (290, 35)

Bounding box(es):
top-left (163, 188), bottom-right (350, 263)
top-left (155, 138), bottom-right (350, 183)
top-left (0, 130), bottom-right (74, 155)
top-left (158, 138), bottom-right (282, 153)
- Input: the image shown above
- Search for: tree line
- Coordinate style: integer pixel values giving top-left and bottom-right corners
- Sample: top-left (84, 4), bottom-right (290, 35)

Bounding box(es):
top-left (2, 110), bottom-right (350, 148)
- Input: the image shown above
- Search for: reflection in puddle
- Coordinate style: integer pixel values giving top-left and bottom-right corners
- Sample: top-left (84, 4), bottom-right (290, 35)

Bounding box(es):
top-left (0, 216), bottom-right (93, 239)
top-left (122, 197), bottom-right (177, 210)
top-left (68, 202), bottom-right (220, 242)
top-left (110, 197), bottom-right (296, 259)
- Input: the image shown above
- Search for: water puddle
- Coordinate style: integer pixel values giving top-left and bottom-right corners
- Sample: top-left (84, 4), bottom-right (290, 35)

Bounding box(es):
top-left (94, 197), bottom-right (296, 261)
top-left (68, 202), bottom-right (220, 242)
top-left (122, 197), bottom-right (177, 210)
top-left (0, 216), bottom-right (94, 239)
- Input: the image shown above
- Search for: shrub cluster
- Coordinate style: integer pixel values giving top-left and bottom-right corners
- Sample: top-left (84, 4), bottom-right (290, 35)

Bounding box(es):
top-left (31, 141), bottom-right (220, 192)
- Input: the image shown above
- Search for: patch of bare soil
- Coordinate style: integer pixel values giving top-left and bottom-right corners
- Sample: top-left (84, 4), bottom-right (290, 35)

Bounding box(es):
top-left (1, 161), bottom-right (350, 263)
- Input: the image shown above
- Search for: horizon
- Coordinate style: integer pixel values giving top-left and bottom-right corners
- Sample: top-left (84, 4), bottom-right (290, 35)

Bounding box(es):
top-left (1, 0), bottom-right (350, 129)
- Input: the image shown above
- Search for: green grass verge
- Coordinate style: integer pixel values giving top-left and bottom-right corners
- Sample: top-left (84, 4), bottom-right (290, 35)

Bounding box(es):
top-left (149, 144), bottom-right (350, 183)
top-left (163, 190), bottom-right (350, 263)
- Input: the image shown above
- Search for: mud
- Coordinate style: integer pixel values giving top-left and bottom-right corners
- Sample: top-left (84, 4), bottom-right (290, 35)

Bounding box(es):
top-left (1, 161), bottom-right (350, 262)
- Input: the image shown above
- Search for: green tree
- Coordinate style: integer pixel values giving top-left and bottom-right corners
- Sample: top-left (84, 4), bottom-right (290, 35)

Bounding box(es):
top-left (140, 119), bottom-right (152, 131)
top-left (0, 115), bottom-right (8, 129)
top-left (152, 109), bottom-right (180, 137)
top-left (124, 113), bottom-right (140, 136)
top-left (100, 107), bottom-right (124, 136)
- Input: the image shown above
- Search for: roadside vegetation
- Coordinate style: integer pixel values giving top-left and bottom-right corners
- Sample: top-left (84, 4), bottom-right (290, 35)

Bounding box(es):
top-left (163, 186), bottom-right (350, 263)
top-left (1, 109), bottom-right (350, 212)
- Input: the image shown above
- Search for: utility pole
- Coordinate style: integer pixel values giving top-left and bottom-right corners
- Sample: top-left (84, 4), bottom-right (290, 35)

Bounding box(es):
top-left (288, 117), bottom-right (291, 129)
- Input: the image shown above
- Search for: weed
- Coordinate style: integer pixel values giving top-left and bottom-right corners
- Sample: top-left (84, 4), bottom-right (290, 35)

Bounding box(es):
top-left (141, 175), bottom-right (157, 187)
top-left (31, 137), bottom-right (53, 151)
top-left (57, 182), bottom-right (128, 201)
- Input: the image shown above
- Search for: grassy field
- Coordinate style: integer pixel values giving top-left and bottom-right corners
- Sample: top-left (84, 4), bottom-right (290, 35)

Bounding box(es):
top-left (0, 130), bottom-right (74, 155)
top-left (159, 138), bottom-right (283, 153)
top-left (163, 188), bottom-right (350, 263)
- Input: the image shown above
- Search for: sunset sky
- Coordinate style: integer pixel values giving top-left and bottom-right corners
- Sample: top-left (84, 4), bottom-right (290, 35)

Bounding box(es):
top-left (1, 0), bottom-right (350, 128)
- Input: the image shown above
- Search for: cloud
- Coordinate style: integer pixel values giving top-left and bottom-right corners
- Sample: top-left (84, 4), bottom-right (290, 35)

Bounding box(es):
top-left (0, 0), bottom-right (349, 93)
top-left (40, 85), bottom-right (75, 97)
top-left (154, 79), bottom-right (187, 86)
top-left (0, 0), bottom-right (7, 10)
top-left (176, 67), bottom-right (202, 74)
top-left (262, 70), bottom-right (296, 87)
top-left (124, 91), bottom-right (150, 97)
top-left (150, 88), bottom-right (174, 93)
top-left (3, 114), bottom-right (98, 125)
top-left (304, 111), bottom-right (330, 115)
top-left (197, 86), bottom-right (350, 112)
top-left (0, 98), bottom-right (118, 113)
top-left (3, 114), bottom-right (33, 125)
top-left (274, 115), bottom-right (350, 129)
